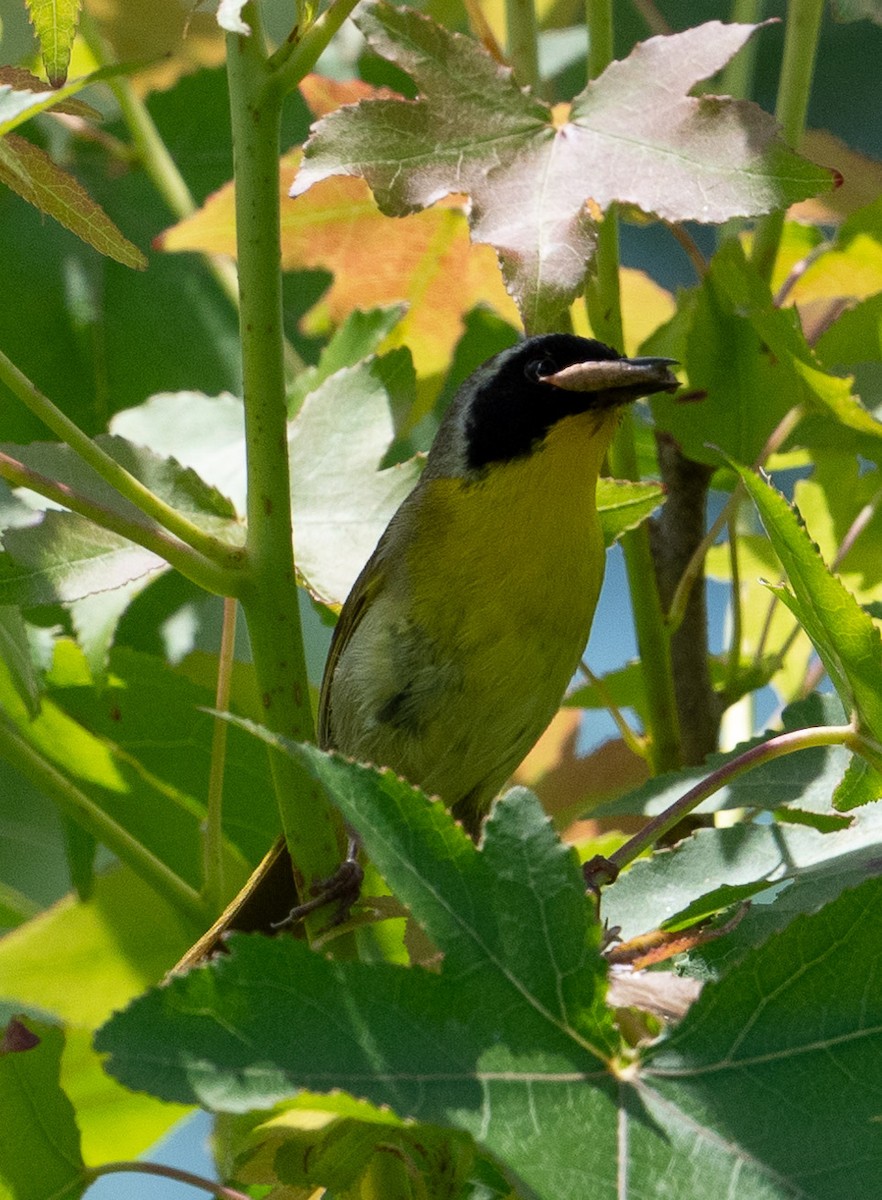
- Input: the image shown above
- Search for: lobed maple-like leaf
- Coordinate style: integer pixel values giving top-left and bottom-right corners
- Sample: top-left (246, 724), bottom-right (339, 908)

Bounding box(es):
top-left (158, 77), bottom-right (519, 389)
top-left (97, 737), bottom-right (882, 1200)
top-left (291, 3), bottom-right (833, 331)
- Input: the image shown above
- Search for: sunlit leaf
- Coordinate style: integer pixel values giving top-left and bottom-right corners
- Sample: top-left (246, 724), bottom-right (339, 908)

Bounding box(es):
top-left (86, 0), bottom-right (225, 96)
top-left (0, 1019), bottom-right (85, 1200)
top-left (293, 5), bottom-right (831, 329)
top-left (0, 66), bottom-right (103, 132)
top-left (737, 464), bottom-right (882, 745)
top-left (0, 135), bottom-right (146, 268)
top-left (159, 147), bottom-right (520, 392)
top-left (98, 738), bottom-right (882, 1200)
top-left (26, 0), bottom-right (82, 86)
top-left (596, 478), bottom-right (664, 546)
top-left (789, 195), bottom-right (882, 304)
top-left (792, 129), bottom-right (882, 224)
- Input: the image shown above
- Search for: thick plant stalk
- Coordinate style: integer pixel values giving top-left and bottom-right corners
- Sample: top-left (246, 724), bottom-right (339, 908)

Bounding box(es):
top-left (225, 10), bottom-right (345, 937)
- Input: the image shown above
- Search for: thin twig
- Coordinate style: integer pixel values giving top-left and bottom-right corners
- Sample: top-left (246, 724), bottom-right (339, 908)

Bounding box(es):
top-left (665, 222), bottom-right (708, 279)
top-left (90, 1161), bottom-right (250, 1200)
top-left (586, 723), bottom-right (854, 882)
top-left (0, 450), bottom-right (242, 597)
top-left (666, 404), bottom-right (805, 635)
top-left (203, 598), bottom-right (239, 911)
top-left (578, 660), bottom-right (649, 760)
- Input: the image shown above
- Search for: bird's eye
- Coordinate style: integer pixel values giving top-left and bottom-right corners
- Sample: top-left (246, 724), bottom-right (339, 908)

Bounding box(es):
top-left (525, 357), bottom-right (556, 382)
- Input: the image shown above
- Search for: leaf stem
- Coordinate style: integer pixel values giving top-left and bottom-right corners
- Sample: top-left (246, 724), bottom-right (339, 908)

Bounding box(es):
top-left (666, 404), bottom-right (805, 636)
top-left (226, 11), bottom-right (345, 932)
top-left (504, 0), bottom-right (540, 90)
top-left (267, 0), bottom-right (364, 101)
top-left (0, 711), bottom-right (208, 927)
top-left (88, 1161), bottom-right (249, 1200)
top-left (0, 348), bottom-right (240, 567)
top-left (0, 450), bottom-right (242, 598)
top-left (585, 0), bottom-right (680, 773)
top-left (723, 511), bottom-right (744, 692)
top-left (719, 0), bottom-right (763, 100)
top-left (578, 660), bottom-right (648, 761)
top-left (602, 723), bottom-right (854, 876)
top-left (203, 598), bottom-right (238, 912)
top-left (750, 0), bottom-right (825, 281)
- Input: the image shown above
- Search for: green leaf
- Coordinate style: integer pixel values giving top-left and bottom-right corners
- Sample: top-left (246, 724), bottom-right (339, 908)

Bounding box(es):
top-left (0, 607), bottom-right (39, 719)
top-left (294, 5), bottom-right (830, 330)
top-left (288, 304), bottom-right (407, 411)
top-left (595, 695), bottom-right (848, 825)
top-left (112, 365), bottom-right (421, 606)
top-left (603, 786), bottom-right (882, 948)
top-left (0, 135), bottom-right (146, 269)
top-left (736, 464), bottom-right (882, 743)
top-left (0, 643), bottom-right (272, 901)
top-left (0, 66), bottom-right (101, 132)
top-left (566, 653), bottom-right (780, 719)
top-left (794, 195), bottom-right (882, 302)
top-left (717, 241), bottom-right (882, 442)
top-left (289, 358), bottom-right (422, 603)
top-left (98, 759), bottom-right (623, 1198)
top-left (0, 867), bottom-right (192, 1162)
top-left (224, 1100), bottom-right (474, 1199)
top-left (0, 864), bottom-right (192, 1029)
top-left (110, 393), bottom-right (248, 515)
top-left (650, 242), bottom-right (882, 467)
top-left (643, 876), bottom-right (882, 1200)
top-left (0, 1019), bottom-right (85, 1200)
top-left (0, 436), bottom-right (240, 670)
top-left (98, 738), bottom-right (882, 1198)
top-left (0, 880), bottom-right (39, 928)
top-left (48, 645), bottom-right (277, 870)
top-left (25, 0), bottom-right (82, 86)
top-left (596, 478), bottom-right (664, 546)
top-left (831, 753), bottom-right (882, 810)
top-left (0, 513), bottom-right (167, 676)
top-left (0, 513), bottom-right (165, 609)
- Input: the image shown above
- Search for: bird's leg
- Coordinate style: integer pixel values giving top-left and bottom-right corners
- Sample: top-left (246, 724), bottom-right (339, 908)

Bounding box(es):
top-left (271, 833), bottom-right (363, 929)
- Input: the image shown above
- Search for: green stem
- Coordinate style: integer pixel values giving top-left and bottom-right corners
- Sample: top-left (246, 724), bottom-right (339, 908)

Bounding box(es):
top-left (608, 423), bottom-right (681, 771)
top-left (751, 0), bottom-right (825, 281)
top-left (88, 1162), bottom-right (249, 1200)
top-left (719, 0), bottom-right (762, 100)
top-left (203, 598), bottom-right (238, 912)
top-left (226, 11), bottom-right (345, 933)
top-left (267, 0), bottom-right (364, 100)
top-left (0, 348), bottom-right (239, 567)
top-left (504, 0), bottom-right (540, 90)
top-left (0, 450), bottom-right (242, 597)
top-left (723, 512), bottom-right (744, 693)
top-left (584, 0), bottom-right (680, 772)
top-left (0, 711), bottom-right (207, 927)
top-left (603, 723), bottom-right (853, 876)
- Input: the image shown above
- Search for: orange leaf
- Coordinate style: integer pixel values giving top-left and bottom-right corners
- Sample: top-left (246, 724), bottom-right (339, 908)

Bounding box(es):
top-left (299, 74), bottom-right (401, 118)
top-left (159, 146), bottom-right (519, 390)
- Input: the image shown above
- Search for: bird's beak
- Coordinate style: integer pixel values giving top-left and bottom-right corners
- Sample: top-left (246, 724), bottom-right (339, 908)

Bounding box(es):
top-left (539, 356), bottom-right (679, 397)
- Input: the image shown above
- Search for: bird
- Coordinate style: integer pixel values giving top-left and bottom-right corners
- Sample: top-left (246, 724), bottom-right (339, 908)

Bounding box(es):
top-left (179, 334), bottom-right (678, 962)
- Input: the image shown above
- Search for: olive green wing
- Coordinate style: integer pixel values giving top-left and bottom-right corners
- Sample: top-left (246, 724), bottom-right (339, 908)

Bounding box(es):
top-left (318, 554), bottom-right (386, 750)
